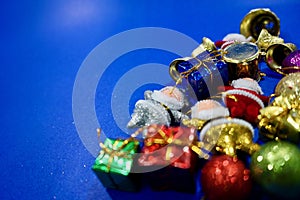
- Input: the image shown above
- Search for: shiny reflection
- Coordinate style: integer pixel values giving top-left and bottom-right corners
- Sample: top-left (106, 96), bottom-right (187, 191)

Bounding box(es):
top-left (45, 0), bottom-right (115, 31)
top-left (59, 1), bottom-right (100, 26)
top-left (257, 155), bottom-right (263, 162)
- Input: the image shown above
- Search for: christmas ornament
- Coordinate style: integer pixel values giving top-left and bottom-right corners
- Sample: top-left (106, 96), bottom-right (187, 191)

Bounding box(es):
top-left (255, 28), bottom-right (297, 74)
top-left (201, 155), bottom-right (252, 200)
top-left (222, 42), bottom-right (261, 81)
top-left (138, 125), bottom-right (198, 192)
top-left (240, 8), bottom-right (280, 41)
top-left (199, 117), bottom-right (260, 157)
top-left (274, 72), bottom-right (300, 96)
top-left (221, 78), bottom-right (269, 124)
top-left (258, 94), bottom-right (300, 143)
top-left (169, 37), bottom-right (229, 100)
top-left (127, 86), bottom-right (188, 128)
top-left (92, 131), bottom-right (141, 191)
top-left (182, 99), bottom-right (229, 130)
top-left (282, 50), bottom-right (300, 74)
top-left (259, 73), bottom-right (300, 143)
top-left (138, 125), bottom-right (197, 167)
top-left (250, 141), bottom-right (300, 199)
top-left (265, 42), bottom-right (297, 74)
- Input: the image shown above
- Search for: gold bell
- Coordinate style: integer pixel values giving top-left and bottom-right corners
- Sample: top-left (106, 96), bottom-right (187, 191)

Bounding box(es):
top-left (169, 37), bottom-right (216, 82)
top-left (240, 8), bottom-right (280, 41)
top-left (265, 42), bottom-right (297, 74)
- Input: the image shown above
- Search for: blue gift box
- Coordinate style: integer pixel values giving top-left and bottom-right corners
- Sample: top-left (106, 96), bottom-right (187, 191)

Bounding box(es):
top-left (173, 51), bottom-right (229, 100)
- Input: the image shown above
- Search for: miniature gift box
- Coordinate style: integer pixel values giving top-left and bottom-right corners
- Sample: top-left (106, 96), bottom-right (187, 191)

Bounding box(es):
top-left (169, 38), bottom-right (229, 100)
top-left (138, 125), bottom-right (198, 193)
top-left (92, 138), bottom-right (140, 192)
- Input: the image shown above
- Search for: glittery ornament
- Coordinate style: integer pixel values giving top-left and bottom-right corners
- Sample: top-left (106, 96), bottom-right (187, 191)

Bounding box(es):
top-left (275, 72), bottom-right (300, 97)
top-left (258, 94), bottom-right (300, 143)
top-left (201, 155), bottom-right (252, 200)
top-left (282, 50), bottom-right (300, 74)
top-left (127, 86), bottom-right (188, 128)
top-left (138, 125), bottom-right (198, 193)
top-left (259, 74), bottom-right (300, 143)
top-left (250, 141), bottom-right (300, 198)
top-left (199, 118), bottom-right (260, 157)
top-left (92, 137), bottom-right (141, 191)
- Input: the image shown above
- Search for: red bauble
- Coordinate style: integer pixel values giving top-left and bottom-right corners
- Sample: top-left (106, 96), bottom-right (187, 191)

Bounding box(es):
top-left (201, 155), bottom-right (252, 200)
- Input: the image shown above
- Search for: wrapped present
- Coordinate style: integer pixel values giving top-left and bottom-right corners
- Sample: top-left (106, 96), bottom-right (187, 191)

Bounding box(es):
top-left (169, 38), bottom-right (229, 101)
top-left (138, 125), bottom-right (199, 193)
top-left (92, 137), bottom-right (140, 192)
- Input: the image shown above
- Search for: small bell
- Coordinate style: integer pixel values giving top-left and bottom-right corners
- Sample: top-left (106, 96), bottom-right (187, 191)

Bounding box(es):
top-left (240, 8), bottom-right (280, 41)
top-left (265, 42), bottom-right (297, 74)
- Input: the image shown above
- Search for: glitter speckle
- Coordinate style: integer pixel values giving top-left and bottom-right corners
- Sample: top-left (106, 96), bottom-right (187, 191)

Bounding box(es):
top-left (267, 164), bottom-right (273, 170)
top-left (223, 160), bottom-right (229, 167)
top-left (257, 155), bottom-right (263, 162)
top-left (183, 146), bottom-right (189, 153)
top-left (284, 155), bottom-right (290, 161)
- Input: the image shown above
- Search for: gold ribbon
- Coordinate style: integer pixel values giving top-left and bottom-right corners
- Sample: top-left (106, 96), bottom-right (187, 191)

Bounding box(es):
top-left (97, 128), bottom-right (142, 172)
top-left (174, 50), bottom-right (223, 88)
top-left (144, 126), bottom-right (210, 160)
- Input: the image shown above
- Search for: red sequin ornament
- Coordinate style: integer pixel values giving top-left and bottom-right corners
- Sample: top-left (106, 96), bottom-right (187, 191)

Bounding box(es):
top-left (201, 155), bottom-right (252, 200)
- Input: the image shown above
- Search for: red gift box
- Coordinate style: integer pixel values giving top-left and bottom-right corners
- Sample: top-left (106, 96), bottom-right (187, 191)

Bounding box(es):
top-left (138, 125), bottom-right (199, 192)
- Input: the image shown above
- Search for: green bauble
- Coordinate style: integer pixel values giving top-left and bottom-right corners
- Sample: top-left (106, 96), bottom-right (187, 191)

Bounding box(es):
top-left (250, 141), bottom-right (300, 199)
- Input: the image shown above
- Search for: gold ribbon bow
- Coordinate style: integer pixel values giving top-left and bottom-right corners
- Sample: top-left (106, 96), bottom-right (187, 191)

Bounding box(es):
top-left (144, 126), bottom-right (210, 160)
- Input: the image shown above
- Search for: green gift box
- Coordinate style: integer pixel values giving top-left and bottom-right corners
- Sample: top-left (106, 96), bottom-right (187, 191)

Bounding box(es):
top-left (92, 138), bottom-right (141, 192)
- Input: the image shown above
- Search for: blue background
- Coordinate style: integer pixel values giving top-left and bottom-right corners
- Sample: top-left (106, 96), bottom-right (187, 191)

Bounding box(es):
top-left (1, 0), bottom-right (300, 199)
